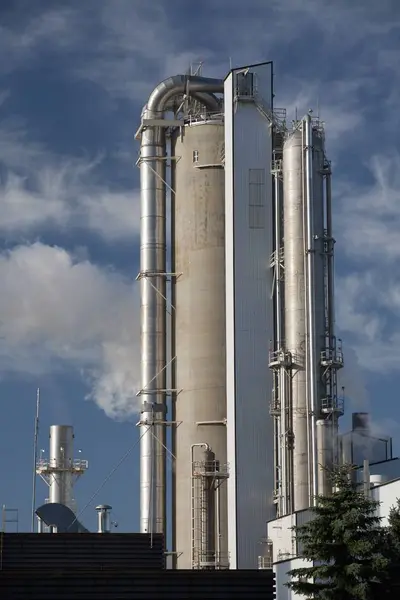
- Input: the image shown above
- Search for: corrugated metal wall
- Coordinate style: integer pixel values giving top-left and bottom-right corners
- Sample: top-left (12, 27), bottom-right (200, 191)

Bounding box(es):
top-left (0, 570), bottom-right (276, 600)
top-left (0, 533), bottom-right (276, 599)
top-left (0, 533), bottom-right (165, 571)
top-left (225, 65), bottom-right (275, 568)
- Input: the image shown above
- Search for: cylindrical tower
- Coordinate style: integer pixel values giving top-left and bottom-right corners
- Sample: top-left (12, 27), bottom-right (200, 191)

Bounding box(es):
top-left (282, 116), bottom-right (343, 510)
top-left (137, 76), bottom-right (223, 540)
top-left (283, 126), bottom-right (309, 511)
top-left (49, 425), bottom-right (74, 506)
top-left (171, 118), bottom-right (228, 569)
top-left (36, 424), bottom-right (88, 514)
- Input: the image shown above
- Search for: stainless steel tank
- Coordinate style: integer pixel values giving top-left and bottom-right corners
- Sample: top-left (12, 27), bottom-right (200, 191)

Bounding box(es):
top-left (171, 118), bottom-right (228, 569)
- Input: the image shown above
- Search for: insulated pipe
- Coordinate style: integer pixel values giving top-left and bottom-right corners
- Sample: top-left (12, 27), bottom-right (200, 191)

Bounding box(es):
top-left (283, 126), bottom-right (309, 511)
top-left (139, 76), bottom-right (223, 536)
top-left (304, 115), bottom-right (318, 503)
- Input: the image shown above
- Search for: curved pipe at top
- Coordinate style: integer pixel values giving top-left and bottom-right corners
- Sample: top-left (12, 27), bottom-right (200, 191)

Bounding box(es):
top-left (146, 75), bottom-right (223, 113)
top-left (139, 75), bottom-right (224, 536)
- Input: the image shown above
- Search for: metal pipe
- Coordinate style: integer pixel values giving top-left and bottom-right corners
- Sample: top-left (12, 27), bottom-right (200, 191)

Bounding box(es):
top-left (274, 173), bottom-right (282, 347)
top-left (31, 388), bottom-right (40, 532)
top-left (363, 459), bottom-right (370, 497)
top-left (325, 169), bottom-right (334, 341)
top-left (283, 124), bottom-right (309, 511)
top-left (216, 475), bottom-right (221, 566)
top-left (274, 170), bottom-right (288, 516)
top-left (316, 419), bottom-right (332, 495)
top-left (96, 504), bottom-right (112, 533)
top-left (49, 425), bottom-right (74, 508)
top-left (302, 122), bottom-right (313, 505)
top-left (305, 115), bottom-right (318, 503)
top-left (139, 75), bottom-right (223, 537)
top-left (37, 515), bottom-right (43, 534)
top-left (202, 449), bottom-right (216, 567)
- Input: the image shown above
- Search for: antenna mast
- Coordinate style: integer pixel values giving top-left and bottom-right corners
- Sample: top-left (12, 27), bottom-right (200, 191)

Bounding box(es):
top-left (31, 388), bottom-right (40, 532)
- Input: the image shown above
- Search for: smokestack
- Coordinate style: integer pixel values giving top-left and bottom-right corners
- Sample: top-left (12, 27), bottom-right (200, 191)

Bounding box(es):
top-left (352, 412), bottom-right (370, 433)
top-left (96, 504), bottom-right (112, 533)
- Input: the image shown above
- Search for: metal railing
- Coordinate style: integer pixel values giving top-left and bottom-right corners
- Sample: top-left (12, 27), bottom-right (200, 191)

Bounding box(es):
top-left (36, 458), bottom-right (88, 471)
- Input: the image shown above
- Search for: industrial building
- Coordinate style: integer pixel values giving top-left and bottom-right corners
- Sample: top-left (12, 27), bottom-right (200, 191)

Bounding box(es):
top-left (1, 61), bottom-right (397, 598)
top-left (135, 59), bottom-right (343, 571)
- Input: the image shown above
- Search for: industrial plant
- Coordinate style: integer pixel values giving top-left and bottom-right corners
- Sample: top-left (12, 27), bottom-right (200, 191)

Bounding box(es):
top-left (1, 61), bottom-right (399, 599)
top-left (135, 60), bottom-right (343, 569)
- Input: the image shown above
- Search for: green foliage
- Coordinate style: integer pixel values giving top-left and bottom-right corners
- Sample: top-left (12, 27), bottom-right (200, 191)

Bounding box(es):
top-left (286, 465), bottom-right (390, 600)
top-left (387, 499), bottom-right (400, 559)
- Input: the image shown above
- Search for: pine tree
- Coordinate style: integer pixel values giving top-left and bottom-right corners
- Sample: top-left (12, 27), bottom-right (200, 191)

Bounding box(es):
top-left (286, 465), bottom-right (390, 599)
top-left (387, 499), bottom-right (400, 559)
top-left (381, 499), bottom-right (400, 595)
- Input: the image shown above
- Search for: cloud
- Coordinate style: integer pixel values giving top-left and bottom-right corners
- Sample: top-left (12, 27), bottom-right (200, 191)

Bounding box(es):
top-left (334, 152), bottom-right (400, 377)
top-left (0, 122), bottom-right (139, 240)
top-left (0, 0), bottom-right (399, 428)
top-left (337, 153), bottom-right (400, 263)
top-left (0, 242), bottom-right (140, 419)
top-left (0, 6), bottom-right (80, 75)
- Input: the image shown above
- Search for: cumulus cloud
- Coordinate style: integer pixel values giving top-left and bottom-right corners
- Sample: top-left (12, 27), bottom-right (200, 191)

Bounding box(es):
top-left (0, 0), bottom-right (399, 426)
top-left (0, 123), bottom-right (139, 240)
top-left (0, 242), bottom-right (140, 419)
top-left (334, 152), bottom-right (400, 377)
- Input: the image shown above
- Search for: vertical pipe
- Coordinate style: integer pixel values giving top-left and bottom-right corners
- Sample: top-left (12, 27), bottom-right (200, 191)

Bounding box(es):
top-left (96, 504), bottom-right (112, 533)
top-left (274, 173), bottom-right (282, 347)
top-left (31, 388), bottom-right (40, 532)
top-left (139, 111), bottom-right (167, 535)
top-left (138, 76), bottom-right (223, 541)
top-left (325, 170), bottom-right (334, 341)
top-left (170, 135), bottom-right (177, 567)
top-left (274, 170), bottom-right (287, 516)
top-left (304, 115), bottom-right (318, 503)
top-left (302, 123), bottom-right (312, 504)
top-left (202, 449), bottom-right (216, 567)
top-left (37, 516), bottom-right (43, 533)
top-left (283, 126), bottom-right (309, 511)
top-left (216, 476), bottom-right (221, 567)
top-left (363, 459), bottom-right (370, 497)
top-left (316, 420), bottom-right (332, 494)
top-left (49, 425), bottom-right (74, 508)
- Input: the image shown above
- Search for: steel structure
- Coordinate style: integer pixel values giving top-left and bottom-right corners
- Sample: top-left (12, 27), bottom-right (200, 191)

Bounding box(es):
top-left (36, 425), bottom-right (88, 513)
top-left (136, 73), bottom-right (227, 569)
top-left (136, 62), bottom-right (344, 569)
top-left (270, 114), bottom-right (344, 515)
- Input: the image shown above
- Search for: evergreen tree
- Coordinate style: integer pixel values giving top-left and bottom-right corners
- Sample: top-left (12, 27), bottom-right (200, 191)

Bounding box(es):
top-left (381, 499), bottom-right (400, 595)
top-left (286, 465), bottom-right (390, 599)
top-left (387, 499), bottom-right (400, 559)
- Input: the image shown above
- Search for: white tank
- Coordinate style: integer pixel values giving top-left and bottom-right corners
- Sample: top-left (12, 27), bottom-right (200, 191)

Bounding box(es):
top-left (171, 119), bottom-right (228, 569)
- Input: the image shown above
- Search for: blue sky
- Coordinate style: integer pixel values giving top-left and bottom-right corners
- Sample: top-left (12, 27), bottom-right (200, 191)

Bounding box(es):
top-left (0, 0), bottom-right (399, 533)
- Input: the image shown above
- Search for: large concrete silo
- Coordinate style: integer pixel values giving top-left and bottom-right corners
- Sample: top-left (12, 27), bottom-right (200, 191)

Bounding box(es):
top-left (171, 118), bottom-right (229, 569)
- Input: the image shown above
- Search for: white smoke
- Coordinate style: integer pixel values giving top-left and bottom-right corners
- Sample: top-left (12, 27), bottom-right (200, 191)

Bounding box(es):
top-left (0, 242), bottom-right (140, 419)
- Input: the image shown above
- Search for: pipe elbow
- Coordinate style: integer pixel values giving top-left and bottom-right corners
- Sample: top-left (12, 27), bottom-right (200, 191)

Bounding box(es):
top-left (146, 75), bottom-right (223, 114)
